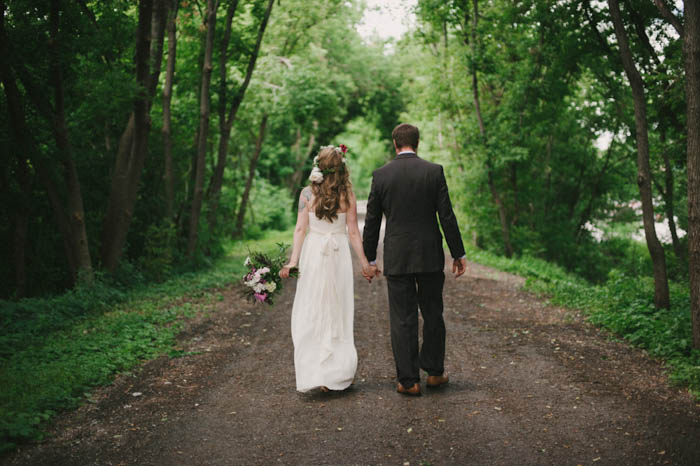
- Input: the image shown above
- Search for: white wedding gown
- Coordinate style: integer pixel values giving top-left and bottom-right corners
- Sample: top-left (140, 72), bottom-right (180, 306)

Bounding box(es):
top-left (291, 212), bottom-right (357, 392)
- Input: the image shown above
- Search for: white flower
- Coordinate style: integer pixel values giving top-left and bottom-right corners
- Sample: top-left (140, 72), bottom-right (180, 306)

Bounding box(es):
top-left (309, 166), bottom-right (324, 183)
top-left (258, 267), bottom-right (270, 275)
top-left (244, 256), bottom-right (251, 266)
top-left (342, 157), bottom-right (347, 164)
top-left (265, 281), bottom-right (277, 293)
top-left (254, 283), bottom-right (266, 293)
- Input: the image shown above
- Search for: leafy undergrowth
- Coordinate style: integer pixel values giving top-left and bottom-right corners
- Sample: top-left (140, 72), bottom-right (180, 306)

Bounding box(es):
top-left (465, 245), bottom-right (700, 399)
top-left (0, 230), bottom-right (291, 453)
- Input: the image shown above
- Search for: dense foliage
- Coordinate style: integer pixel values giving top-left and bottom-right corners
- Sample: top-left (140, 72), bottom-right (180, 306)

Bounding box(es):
top-left (0, 0), bottom-right (403, 298)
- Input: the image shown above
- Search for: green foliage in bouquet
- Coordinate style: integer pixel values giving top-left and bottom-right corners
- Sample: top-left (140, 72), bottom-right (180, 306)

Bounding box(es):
top-left (242, 243), bottom-right (299, 305)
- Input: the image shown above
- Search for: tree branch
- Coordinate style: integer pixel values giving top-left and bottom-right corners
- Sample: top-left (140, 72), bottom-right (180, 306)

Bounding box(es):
top-left (654, 0), bottom-right (683, 37)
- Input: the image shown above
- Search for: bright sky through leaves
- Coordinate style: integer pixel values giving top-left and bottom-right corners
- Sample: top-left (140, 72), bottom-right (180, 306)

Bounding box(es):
top-left (357, 0), bottom-right (417, 41)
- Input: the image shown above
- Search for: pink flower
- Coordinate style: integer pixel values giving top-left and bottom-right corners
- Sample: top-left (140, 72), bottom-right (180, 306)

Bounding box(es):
top-left (254, 292), bottom-right (267, 302)
top-left (339, 144), bottom-right (348, 154)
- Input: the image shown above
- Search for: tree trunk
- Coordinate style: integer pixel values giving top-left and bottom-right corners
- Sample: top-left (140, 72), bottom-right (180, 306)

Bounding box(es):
top-left (684, 0), bottom-right (700, 347)
top-left (235, 114), bottom-right (269, 236)
top-left (162, 0), bottom-right (179, 218)
top-left (187, 0), bottom-right (217, 257)
top-left (205, 0), bottom-right (240, 234)
top-left (657, 128), bottom-right (684, 259)
top-left (49, 0), bottom-right (93, 283)
top-left (470, 0), bottom-right (513, 257)
top-left (35, 162), bottom-right (78, 281)
top-left (12, 156), bottom-right (31, 298)
top-left (101, 0), bottom-right (157, 272)
top-left (577, 139), bottom-right (614, 239)
top-left (206, 0), bottom-right (274, 235)
top-left (1, 7), bottom-right (31, 296)
top-left (0, 56), bottom-right (81, 287)
top-left (608, 0), bottom-right (670, 308)
top-left (287, 123), bottom-right (318, 191)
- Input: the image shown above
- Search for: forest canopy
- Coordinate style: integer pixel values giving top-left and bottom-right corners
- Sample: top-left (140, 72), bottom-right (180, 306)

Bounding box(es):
top-left (1, 0), bottom-right (698, 347)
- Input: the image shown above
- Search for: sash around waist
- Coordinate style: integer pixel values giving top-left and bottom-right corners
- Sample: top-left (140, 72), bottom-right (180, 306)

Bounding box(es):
top-left (307, 228), bottom-right (346, 255)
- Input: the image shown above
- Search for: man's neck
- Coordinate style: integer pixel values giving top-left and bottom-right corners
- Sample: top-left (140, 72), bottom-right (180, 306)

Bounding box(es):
top-left (395, 146), bottom-right (416, 155)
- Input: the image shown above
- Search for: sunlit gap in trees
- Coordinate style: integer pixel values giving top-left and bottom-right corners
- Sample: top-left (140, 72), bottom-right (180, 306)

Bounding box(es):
top-left (356, 0), bottom-right (417, 53)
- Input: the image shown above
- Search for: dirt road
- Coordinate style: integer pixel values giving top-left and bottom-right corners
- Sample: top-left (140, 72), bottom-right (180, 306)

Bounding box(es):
top-left (4, 233), bottom-right (700, 465)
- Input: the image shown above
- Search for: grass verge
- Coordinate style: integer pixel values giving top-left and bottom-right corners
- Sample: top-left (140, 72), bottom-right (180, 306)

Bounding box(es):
top-left (465, 245), bottom-right (700, 399)
top-left (0, 229), bottom-right (292, 453)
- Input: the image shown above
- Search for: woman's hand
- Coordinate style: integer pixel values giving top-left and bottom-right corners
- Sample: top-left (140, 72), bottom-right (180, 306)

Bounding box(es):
top-left (279, 264), bottom-right (296, 279)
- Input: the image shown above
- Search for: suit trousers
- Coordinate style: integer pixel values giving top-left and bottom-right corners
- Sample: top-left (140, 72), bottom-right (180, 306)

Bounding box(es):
top-left (385, 271), bottom-right (446, 388)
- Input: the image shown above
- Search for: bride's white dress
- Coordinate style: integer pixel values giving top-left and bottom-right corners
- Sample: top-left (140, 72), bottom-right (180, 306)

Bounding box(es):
top-left (291, 212), bottom-right (357, 392)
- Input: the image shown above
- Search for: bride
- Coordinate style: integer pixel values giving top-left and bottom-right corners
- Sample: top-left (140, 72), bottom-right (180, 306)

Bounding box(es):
top-left (279, 145), bottom-right (375, 392)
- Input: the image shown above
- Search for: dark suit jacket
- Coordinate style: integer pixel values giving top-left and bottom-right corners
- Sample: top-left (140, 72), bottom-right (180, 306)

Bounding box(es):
top-left (362, 152), bottom-right (465, 276)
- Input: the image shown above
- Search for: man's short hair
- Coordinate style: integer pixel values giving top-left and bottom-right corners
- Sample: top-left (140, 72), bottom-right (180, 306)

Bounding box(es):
top-left (392, 124), bottom-right (420, 150)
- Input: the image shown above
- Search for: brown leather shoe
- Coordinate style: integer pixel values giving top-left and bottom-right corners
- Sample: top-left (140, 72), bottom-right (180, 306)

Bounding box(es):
top-left (397, 382), bottom-right (421, 396)
top-left (426, 374), bottom-right (449, 388)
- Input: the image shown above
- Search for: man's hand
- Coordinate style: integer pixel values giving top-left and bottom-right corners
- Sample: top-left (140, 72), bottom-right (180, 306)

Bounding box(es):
top-left (362, 263), bottom-right (381, 283)
top-left (452, 257), bottom-right (466, 278)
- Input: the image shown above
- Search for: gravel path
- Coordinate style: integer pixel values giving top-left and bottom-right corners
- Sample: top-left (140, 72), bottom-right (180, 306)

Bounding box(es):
top-left (4, 234), bottom-right (700, 465)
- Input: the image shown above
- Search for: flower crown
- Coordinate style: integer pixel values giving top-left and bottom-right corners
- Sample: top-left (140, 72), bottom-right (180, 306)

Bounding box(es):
top-left (308, 144), bottom-right (348, 184)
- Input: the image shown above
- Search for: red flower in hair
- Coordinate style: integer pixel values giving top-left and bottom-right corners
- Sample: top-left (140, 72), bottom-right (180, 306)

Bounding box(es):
top-left (339, 144), bottom-right (348, 154)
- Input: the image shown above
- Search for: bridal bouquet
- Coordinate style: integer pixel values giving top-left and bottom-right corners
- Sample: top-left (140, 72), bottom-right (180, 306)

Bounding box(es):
top-left (241, 244), bottom-right (298, 305)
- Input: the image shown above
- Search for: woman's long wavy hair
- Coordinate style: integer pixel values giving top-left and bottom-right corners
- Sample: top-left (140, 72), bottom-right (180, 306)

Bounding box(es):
top-left (311, 146), bottom-right (352, 222)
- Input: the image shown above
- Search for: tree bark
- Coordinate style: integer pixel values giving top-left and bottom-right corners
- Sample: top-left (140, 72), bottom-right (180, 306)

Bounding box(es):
top-left (187, 0), bottom-right (218, 257)
top-left (608, 0), bottom-right (670, 308)
top-left (683, 0), bottom-right (700, 347)
top-left (101, 0), bottom-right (157, 272)
top-left (655, 128), bottom-right (684, 259)
top-left (0, 57), bottom-right (81, 287)
top-left (204, 0), bottom-right (240, 233)
top-left (49, 0), bottom-right (93, 283)
top-left (654, 0), bottom-right (684, 37)
top-left (12, 156), bottom-right (31, 297)
top-left (162, 0), bottom-right (179, 218)
top-left (235, 114), bottom-right (269, 236)
top-left (287, 123), bottom-right (318, 191)
top-left (206, 0), bottom-right (274, 235)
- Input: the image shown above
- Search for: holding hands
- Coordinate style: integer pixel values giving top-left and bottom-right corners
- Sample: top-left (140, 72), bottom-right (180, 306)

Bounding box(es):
top-left (361, 262), bottom-right (381, 283)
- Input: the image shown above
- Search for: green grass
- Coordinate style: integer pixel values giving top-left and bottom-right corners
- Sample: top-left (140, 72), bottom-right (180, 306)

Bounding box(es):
top-left (465, 244), bottom-right (700, 399)
top-left (0, 229), bottom-right (292, 453)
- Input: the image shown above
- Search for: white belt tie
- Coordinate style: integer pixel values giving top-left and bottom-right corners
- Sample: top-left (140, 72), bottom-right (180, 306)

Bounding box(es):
top-left (312, 230), bottom-right (343, 256)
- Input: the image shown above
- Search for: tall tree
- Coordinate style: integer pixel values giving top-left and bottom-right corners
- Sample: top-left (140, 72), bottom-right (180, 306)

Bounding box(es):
top-left (47, 0), bottom-right (93, 283)
top-left (1, 5), bottom-right (34, 295)
top-left (682, 0), bottom-right (700, 347)
top-left (187, 0), bottom-right (218, 257)
top-left (101, 0), bottom-right (168, 272)
top-left (206, 0), bottom-right (275, 235)
top-left (607, 0), bottom-right (670, 308)
top-left (3, 0), bottom-right (95, 286)
top-left (470, 0), bottom-right (513, 258)
top-left (162, 0), bottom-right (179, 218)
top-left (235, 113), bottom-right (269, 235)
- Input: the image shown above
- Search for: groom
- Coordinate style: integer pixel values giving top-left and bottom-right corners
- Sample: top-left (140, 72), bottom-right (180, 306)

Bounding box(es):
top-left (363, 123), bottom-right (466, 396)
